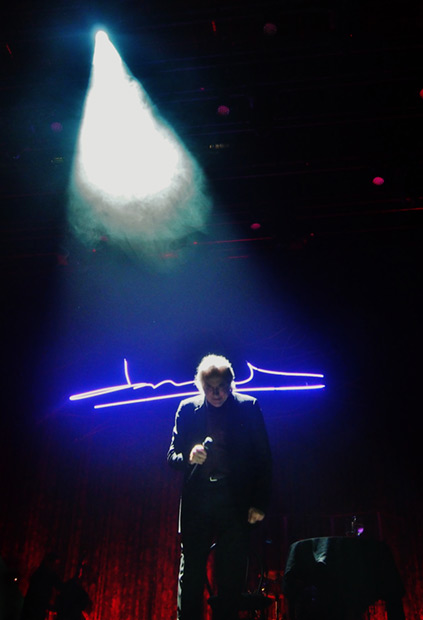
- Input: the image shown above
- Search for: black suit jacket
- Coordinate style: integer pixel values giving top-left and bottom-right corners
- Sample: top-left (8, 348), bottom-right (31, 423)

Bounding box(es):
top-left (167, 392), bottom-right (272, 516)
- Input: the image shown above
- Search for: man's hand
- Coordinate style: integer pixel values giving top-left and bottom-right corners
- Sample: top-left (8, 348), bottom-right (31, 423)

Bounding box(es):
top-left (189, 444), bottom-right (208, 465)
top-left (248, 507), bottom-right (265, 524)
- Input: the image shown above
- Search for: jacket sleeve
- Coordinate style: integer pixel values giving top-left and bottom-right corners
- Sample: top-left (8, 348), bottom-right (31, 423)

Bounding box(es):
top-left (167, 400), bottom-right (191, 472)
top-left (250, 399), bottom-right (272, 513)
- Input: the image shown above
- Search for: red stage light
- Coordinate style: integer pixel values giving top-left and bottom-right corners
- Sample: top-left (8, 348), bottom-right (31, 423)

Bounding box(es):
top-left (263, 23), bottom-right (277, 36)
top-left (217, 105), bottom-right (230, 116)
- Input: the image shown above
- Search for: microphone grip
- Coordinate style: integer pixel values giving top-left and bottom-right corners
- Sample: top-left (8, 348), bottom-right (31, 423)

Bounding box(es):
top-left (187, 437), bottom-right (213, 481)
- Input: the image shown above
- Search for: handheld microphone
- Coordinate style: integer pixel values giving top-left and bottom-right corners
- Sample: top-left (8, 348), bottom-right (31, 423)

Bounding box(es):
top-left (202, 436), bottom-right (213, 452)
top-left (187, 437), bottom-right (213, 480)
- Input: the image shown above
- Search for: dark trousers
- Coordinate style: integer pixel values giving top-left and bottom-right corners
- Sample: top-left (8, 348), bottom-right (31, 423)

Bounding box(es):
top-left (178, 479), bottom-right (250, 620)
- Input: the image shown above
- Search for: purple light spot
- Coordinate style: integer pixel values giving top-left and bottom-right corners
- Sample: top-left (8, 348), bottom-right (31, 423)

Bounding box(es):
top-left (50, 122), bottom-right (63, 133)
top-left (217, 105), bottom-right (230, 116)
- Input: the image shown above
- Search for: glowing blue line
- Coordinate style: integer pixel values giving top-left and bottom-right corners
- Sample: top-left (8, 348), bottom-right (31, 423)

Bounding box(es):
top-left (236, 385), bottom-right (325, 394)
top-left (133, 378), bottom-right (195, 391)
top-left (124, 358), bottom-right (131, 385)
top-left (93, 384), bottom-right (325, 409)
top-left (94, 391), bottom-right (200, 409)
top-left (69, 359), bottom-right (325, 408)
top-left (69, 384), bottom-right (133, 400)
top-left (69, 358), bottom-right (196, 401)
top-left (235, 362), bottom-right (324, 386)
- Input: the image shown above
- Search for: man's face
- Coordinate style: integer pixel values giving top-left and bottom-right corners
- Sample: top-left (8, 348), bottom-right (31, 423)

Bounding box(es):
top-left (202, 374), bottom-right (231, 408)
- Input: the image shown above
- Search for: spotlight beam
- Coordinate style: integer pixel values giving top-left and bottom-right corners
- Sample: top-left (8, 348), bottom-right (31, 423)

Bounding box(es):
top-left (69, 30), bottom-right (210, 253)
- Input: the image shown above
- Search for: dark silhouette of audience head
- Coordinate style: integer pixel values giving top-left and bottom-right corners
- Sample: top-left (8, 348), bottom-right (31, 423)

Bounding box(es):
top-left (55, 558), bottom-right (92, 620)
top-left (20, 552), bottom-right (62, 620)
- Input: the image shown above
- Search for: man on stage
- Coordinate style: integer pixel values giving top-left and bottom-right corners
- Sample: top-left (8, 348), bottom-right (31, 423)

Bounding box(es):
top-left (167, 354), bottom-right (272, 620)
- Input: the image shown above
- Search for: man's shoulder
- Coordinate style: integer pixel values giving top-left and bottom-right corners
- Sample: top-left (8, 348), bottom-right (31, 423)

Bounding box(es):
top-left (178, 394), bottom-right (204, 410)
top-left (231, 392), bottom-right (257, 406)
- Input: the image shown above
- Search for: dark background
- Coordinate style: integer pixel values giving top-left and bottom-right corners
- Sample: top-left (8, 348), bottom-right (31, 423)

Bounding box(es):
top-left (1, 1), bottom-right (422, 619)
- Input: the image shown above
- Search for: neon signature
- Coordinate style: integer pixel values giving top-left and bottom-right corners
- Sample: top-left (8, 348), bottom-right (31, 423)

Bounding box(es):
top-left (69, 360), bottom-right (325, 409)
